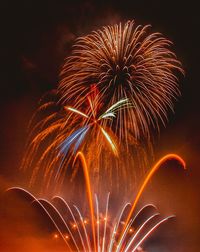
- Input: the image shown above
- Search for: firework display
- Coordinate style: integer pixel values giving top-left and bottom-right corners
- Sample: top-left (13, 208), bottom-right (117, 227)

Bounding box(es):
top-left (3, 19), bottom-right (186, 251)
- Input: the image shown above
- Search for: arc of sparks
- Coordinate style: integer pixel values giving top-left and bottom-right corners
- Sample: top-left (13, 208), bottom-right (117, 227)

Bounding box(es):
top-left (5, 187), bottom-right (73, 251)
top-left (52, 196), bottom-right (92, 252)
top-left (123, 213), bottom-right (160, 252)
top-left (4, 187), bottom-right (181, 251)
top-left (73, 151), bottom-right (97, 252)
top-left (118, 153), bottom-right (186, 246)
top-left (115, 204), bottom-right (158, 252)
top-left (37, 198), bottom-right (81, 251)
top-left (131, 215), bottom-right (175, 252)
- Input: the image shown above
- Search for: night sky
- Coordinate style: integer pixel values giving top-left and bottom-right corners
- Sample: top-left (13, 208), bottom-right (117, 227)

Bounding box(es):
top-left (0, 1), bottom-right (199, 251)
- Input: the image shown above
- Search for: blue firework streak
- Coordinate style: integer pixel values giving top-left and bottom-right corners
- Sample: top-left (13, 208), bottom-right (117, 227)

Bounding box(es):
top-left (56, 125), bottom-right (90, 179)
top-left (59, 125), bottom-right (90, 155)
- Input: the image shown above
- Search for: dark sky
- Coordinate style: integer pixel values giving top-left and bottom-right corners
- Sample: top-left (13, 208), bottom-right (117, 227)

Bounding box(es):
top-left (0, 0), bottom-right (199, 251)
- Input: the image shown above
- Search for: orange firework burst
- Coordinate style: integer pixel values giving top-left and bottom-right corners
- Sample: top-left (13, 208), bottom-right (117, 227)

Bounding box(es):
top-left (59, 20), bottom-right (183, 140)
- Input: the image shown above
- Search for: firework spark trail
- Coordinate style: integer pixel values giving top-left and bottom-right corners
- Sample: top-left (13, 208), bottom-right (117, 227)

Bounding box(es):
top-left (73, 205), bottom-right (92, 251)
top-left (5, 187), bottom-right (73, 251)
top-left (102, 193), bottom-right (110, 252)
top-left (115, 204), bottom-right (157, 252)
top-left (130, 215), bottom-right (175, 252)
top-left (4, 187), bottom-right (175, 252)
top-left (37, 198), bottom-right (81, 251)
top-left (100, 127), bottom-right (117, 156)
top-left (123, 213), bottom-right (160, 252)
top-left (95, 194), bottom-right (100, 252)
top-left (74, 151), bottom-right (97, 252)
top-left (53, 195), bottom-right (94, 252)
top-left (52, 196), bottom-right (91, 251)
top-left (59, 20), bottom-right (184, 140)
top-left (119, 153), bottom-right (186, 243)
top-left (108, 203), bottom-right (131, 251)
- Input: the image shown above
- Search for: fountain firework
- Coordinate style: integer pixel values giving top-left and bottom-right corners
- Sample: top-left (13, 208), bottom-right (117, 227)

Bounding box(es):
top-left (8, 153), bottom-right (186, 251)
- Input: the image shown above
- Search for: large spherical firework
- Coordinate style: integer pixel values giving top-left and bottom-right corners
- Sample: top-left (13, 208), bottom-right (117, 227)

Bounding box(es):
top-left (59, 20), bottom-right (183, 139)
